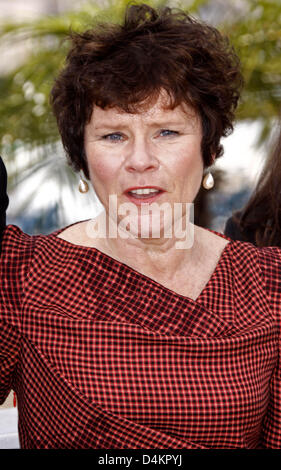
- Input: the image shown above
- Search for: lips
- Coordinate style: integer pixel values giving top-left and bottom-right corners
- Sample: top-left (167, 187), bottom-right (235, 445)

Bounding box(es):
top-left (124, 186), bottom-right (165, 205)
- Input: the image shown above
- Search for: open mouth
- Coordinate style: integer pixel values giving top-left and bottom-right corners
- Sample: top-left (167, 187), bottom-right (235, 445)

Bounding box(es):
top-left (124, 187), bottom-right (165, 205)
top-left (127, 188), bottom-right (163, 199)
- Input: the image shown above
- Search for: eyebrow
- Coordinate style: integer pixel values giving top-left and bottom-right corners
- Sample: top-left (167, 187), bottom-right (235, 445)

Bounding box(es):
top-left (93, 120), bottom-right (192, 131)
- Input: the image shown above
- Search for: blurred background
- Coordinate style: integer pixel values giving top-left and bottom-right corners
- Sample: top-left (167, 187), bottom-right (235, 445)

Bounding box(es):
top-left (0, 0), bottom-right (280, 445)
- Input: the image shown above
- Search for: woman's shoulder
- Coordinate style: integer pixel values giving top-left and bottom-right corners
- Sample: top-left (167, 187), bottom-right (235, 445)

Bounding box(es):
top-left (257, 245), bottom-right (281, 298)
top-left (0, 222), bottom-right (88, 291)
top-left (209, 226), bottom-right (281, 278)
top-left (227, 229), bottom-right (281, 278)
top-left (223, 225), bottom-right (281, 268)
top-left (1, 221), bottom-right (92, 256)
top-left (2, 224), bottom-right (35, 252)
top-left (0, 226), bottom-right (37, 304)
top-left (230, 237), bottom-right (281, 314)
top-left (256, 246), bottom-right (281, 322)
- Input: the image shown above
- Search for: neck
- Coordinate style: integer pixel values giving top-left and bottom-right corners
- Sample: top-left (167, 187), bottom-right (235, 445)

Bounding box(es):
top-left (94, 217), bottom-right (202, 281)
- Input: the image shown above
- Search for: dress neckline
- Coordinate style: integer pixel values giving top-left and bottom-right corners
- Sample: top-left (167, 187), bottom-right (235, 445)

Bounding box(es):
top-left (50, 219), bottom-right (234, 304)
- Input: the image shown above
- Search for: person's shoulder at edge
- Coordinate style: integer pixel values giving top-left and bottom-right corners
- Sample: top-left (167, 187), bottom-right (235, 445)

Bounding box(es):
top-left (0, 156), bottom-right (9, 239)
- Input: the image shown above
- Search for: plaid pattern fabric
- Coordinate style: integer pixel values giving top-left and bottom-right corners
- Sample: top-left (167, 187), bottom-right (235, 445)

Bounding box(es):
top-left (0, 224), bottom-right (281, 449)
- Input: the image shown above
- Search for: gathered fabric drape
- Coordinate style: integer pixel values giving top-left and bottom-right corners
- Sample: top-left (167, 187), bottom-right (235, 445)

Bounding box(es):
top-left (0, 224), bottom-right (281, 448)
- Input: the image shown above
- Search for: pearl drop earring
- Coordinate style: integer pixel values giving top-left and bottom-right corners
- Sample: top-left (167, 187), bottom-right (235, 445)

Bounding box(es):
top-left (78, 172), bottom-right (89, 193)
top-left (202, 172), bottom-right (214, 190)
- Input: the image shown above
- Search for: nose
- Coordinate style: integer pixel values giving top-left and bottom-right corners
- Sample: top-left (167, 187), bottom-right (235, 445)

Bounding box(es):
top-left (124, 138), bottom-right (159, 173)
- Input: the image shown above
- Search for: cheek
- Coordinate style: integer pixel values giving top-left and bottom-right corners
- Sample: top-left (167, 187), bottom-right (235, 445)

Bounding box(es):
top-left (87, 154), bottom-right (117, 187)
top-left (175, 148), bottom-right (204, 180)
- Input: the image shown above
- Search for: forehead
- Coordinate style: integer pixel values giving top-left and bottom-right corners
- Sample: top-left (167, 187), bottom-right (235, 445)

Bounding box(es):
top-left (90, 92), bottom-right (199, 126)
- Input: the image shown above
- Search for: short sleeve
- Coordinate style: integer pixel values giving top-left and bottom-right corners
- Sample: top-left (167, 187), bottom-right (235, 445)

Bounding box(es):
top-left (0, 225), bottom-right (34, 404)
top-left (258, 246), bottom-right (281, 448)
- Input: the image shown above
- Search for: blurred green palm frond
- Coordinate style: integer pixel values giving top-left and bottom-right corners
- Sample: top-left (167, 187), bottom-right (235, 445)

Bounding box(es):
top-left (225, 0), bottom-right (281, 134)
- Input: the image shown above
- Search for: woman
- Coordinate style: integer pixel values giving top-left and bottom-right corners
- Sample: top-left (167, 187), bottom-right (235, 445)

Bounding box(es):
top-left (225, 122), bottom-right (281, 247)
top-left (0, 4), bottom-right (281, 449)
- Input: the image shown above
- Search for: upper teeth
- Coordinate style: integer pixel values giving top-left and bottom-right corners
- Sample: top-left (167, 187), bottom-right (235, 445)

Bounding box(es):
top-left (130, 188), bottom-right (159, 195)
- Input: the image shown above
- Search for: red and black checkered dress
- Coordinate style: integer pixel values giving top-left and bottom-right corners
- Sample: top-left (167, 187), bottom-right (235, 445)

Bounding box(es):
top-left (0, 223), bottom-right (281, 448)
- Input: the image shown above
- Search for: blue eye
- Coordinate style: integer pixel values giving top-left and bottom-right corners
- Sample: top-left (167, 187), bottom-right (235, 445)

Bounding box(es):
top-left (102, 133), bottom-right (123, 142)
top-left (160, 129), bottom-right (179, 137)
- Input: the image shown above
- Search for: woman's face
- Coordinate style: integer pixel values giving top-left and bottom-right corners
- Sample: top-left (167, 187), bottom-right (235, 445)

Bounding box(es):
top-left (84, 93), bottom-right (204, 240)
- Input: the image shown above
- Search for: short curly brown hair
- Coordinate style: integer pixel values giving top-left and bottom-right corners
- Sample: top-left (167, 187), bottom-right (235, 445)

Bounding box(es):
top-left (50, 3), bottom-right (243, 179)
